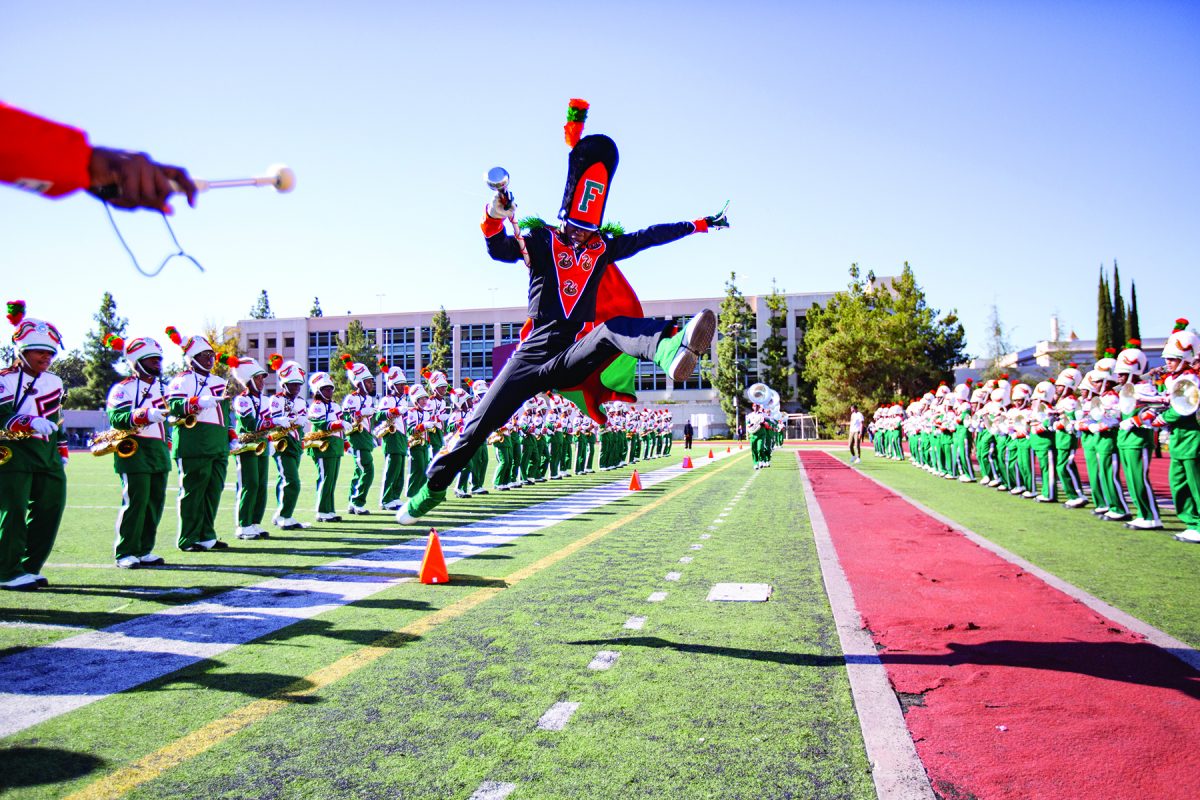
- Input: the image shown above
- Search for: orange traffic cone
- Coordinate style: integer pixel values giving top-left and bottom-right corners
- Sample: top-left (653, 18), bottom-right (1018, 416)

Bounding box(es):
top-left (628, 470), bottom-right (642, 491)
top-left (682, 456), bottom-right (694, 469)
top-left (708, 449), bottom-right (715, 459)
top-left (419, 528), bottom-right (449, 585)
top-left (726, 446), bottom-right (731, 453)
top-left (739, 443), bottom-right (744, 450)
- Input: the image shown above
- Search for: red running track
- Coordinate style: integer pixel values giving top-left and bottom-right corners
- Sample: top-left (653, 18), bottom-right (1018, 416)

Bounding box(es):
top-left (800, 450), bottom-right (1200, 800)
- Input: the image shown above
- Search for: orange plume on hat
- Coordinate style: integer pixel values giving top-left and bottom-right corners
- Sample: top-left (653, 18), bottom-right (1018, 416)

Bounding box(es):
top-left (340, 354), bottom-right (354, 368)
top-left (1175, 318), bottom-right (1190, 332)
top-left (267, 353), bottom-right (284, 372)
top-left (6, 300), bottom-right (26, 326)
top-left (219, 354), bottom-right (240, 368)
top-left (102, 333), bottom-right (126, 351)
top-left (377, 357), bottom-right (388, 370)
top-left (564, 98), bottom-right (589, 147)
top-left (165, 326), bottom-right (183, 346)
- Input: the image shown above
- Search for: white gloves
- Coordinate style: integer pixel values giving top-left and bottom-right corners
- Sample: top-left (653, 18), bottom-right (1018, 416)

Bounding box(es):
top-left (146, 408), bottom-right (168, 424)
top-left (30, 416), bottom-right (58, 436)
top-left (486, 194), bottom-right (515, 220)
top-left (197, 395), bottom-right (217, 410)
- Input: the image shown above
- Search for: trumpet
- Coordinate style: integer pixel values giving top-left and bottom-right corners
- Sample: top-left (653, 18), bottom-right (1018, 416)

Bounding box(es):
top-left (301, 429), bottom-right (337, 453)
top-left (169, 414), bottom-right (197, 429)
top-left (89, 427), bottom-right (146, 458)
top-left (0, 429), bottom-right (34, 466)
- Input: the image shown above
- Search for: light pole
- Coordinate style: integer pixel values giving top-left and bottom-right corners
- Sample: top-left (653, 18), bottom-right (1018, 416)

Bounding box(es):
top-left (729, 322), bottom-right (742, 439)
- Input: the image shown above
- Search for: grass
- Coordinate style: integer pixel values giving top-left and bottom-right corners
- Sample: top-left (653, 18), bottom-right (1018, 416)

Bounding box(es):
top-left (833, 448), bottom-right (1200, 649)
top-left (1, 448), bottom-right (874, 799)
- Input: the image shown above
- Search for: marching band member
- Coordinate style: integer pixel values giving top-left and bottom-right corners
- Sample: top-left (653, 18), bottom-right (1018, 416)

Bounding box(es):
top-left (1087, 355), bottom-right (1131, 521)
top-left (266, 356), bottom-right (309, 530)
top-left (465, 380), bottom-right (491, 494)
top-left (489, 410), bottom-right (516, 491)
top-left (306, 371), bottom-right (346, 523)
top-left (1028, 381), bottom-right (1058, 502)
top-left (451, 387), bottom-right (475, 498)
top-left (0, 302), bottom-right (67, 590)
top-left (1112, 342), bottom-right (1163, 529)
top-left (1052, 365), bottom-right (1089, 508)
top-left (747, 403), bottom-right (767, 469)
top-left (952, 382), bottom-right (975, 482)
top-left (164, 327), bottom-right (233, 552)
top-left (422, 369), bottom-right (450, 458)
top-left (230, 358), bottom-right (273, 540)
top-left (1077, 370), bottom-right (1106, 511)
top-left (1157, 320), bottom-right (1199, 542)
top-left (103, 334), bottom-right (170, 568)
top-left (340, 357), bottom-right (378, 515)
top-left (374, 363), bottom-right (410, 511)
top-left (403, 384), bottom-right (438, 499)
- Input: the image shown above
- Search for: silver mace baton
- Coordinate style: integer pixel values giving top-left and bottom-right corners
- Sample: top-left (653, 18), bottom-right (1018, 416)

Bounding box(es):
top-left (486, 167), bottom-right (531, 269)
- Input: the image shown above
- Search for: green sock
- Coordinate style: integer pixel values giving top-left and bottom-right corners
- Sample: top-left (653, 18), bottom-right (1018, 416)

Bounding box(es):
top-left (407, 483), bottom-right (447, 517)
top-left (654, 330), bottom-right (684, 372)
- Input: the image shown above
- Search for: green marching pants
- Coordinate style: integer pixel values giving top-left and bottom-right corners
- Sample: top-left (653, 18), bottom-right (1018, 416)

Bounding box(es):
top-left (1093, 437), bottom-right (1129, 516)
top-left (407, 445), bottom-right (430, 498)
top-left (235, 451), bottom-right (269, 528)
top-left (115, 471), bottom-right (167, 560)
top-left (1055, 447), bottom-right (1084, 502)
top-left (274, 448), bottom-right (302, 519)
top-left (380, 447), bottom-right (407, 507)
top-left (348, 448), bottom-right (374, 508)
top-left (314, 455), bottom-right (342, 515)
top-left (1170, 456), bottom-right (1200, 529)
top-left (1119, 447), bottom-right (1160, 524)
top-left (176, 455), bottom-right (227, 548)
top-left (0, 469), bottom-right (66, 581)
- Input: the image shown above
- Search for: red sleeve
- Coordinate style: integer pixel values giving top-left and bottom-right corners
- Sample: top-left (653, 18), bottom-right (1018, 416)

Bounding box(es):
top-left (0, 102), bottom-right (92, 198)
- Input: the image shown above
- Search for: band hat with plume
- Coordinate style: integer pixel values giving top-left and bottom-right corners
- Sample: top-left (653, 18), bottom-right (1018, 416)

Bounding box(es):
top-left (1163, 318), bottom-right (1198, 363)
top-left (422, 368), bottom-right (448, 390)
top-left (308, 371), bottom-right (334, 393)
top-left (7, 300), bottom-right (63, 353)
top-left (164, 326), bottom-right (216, 362)
top-left (234, 357), bottom-right (268, 384)
top-left (104, 334), bottom-right (164, 370)
top-left (341, 354), bottom-right (372, 386)
top-left (268, 353), bottom-right (307, 385)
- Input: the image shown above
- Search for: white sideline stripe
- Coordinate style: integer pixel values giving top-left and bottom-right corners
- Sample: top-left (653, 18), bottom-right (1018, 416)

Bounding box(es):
top-left (623, 616), bottom-right (647, 630)
top-left (0, 621), bottom-right (90, 632)
top-left (849, 463), bottom-right (1200, 674)
top-left (679, 557), bottom-right (693, 564)
top-left (469, 781), bottom-right (517, 800)
top-left (796, 457), bottom-right (937, 800)
top-left (647, 592), bottom-right (668, 603)
top-left (0, 451), bottom-right (737, 740)
top-left (536, 701), bottom-right (580, 731)
top-left (664, 572), bottom-right (682, 582)
top-left (587, 650), bottom-right (620, 671)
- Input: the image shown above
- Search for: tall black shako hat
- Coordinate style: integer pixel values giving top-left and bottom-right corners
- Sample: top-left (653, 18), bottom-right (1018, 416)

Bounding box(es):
top-left (557, 99), bottom-right (618, 232)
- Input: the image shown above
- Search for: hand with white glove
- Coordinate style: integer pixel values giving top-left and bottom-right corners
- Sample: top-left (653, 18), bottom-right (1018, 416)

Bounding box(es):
top-left (146, 407), bottom-right (168, 424)
top-left (196, 394), bottom-right (217, 410)
top-left (486, 192), bottom-right (515, 220)
top-left (30, 417), bottom-right (58, 436)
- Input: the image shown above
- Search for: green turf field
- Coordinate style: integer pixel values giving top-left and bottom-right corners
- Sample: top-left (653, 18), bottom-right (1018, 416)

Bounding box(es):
top-left (1, 449), bottom-right (875, 799)
top-left (836, 449), bottom-right (1200, 649)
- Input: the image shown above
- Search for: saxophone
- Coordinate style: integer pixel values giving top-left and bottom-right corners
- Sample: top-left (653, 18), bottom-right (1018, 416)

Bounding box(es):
top-left (301, 429), bottom-right (336, 453)
top-left (0, 429), bottom-right (34, 466)
top-left (89, 426), bottom-right (147, 458)
top-left (407, 425), bottom-right (429, 448)
top-left (232, 429), bottom-right (270, 456)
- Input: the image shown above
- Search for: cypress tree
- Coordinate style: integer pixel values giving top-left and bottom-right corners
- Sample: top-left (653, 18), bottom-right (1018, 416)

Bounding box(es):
top-left (1111, 261), bottom-right (1126, 352)
top-left (1127, 281), bottom-right (1141, 342)
top-left (1095, 267), bottom-right (1111, 360)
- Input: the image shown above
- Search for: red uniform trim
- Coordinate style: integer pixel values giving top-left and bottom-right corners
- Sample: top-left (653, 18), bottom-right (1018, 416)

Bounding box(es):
top-left (0, 102), bottom-right (92, 197)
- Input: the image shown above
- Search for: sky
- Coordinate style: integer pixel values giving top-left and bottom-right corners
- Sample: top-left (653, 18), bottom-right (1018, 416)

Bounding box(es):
top-left (2, 0), bottom-right (1197, 358)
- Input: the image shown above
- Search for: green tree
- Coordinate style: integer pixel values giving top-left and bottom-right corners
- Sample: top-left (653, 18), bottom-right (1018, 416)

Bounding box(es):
top-left (1111, 261), bottom-right (1126, 351)
top-left (793, 307), bottom-right (816, 410)
top-left (57, 350), bottom-right (90, 409)
top-left (309, 297), bottom-right (324, 318)
top-left (981, 303), bottom-right (1013, 381)
top-left (1095, 266), bottom-right (1111, 360)
top-left (1128, 282), bottom-right (1141, 342)
top-left (803, 262), bottom-right (966, 428)
top-left (202, 324), bottom-right (242, 380)
top-left (700, 271), bottom-right (755, 431)
top-left (250, 290), bottom-right (275, 320)
top-left (427, 306), bottom-right (452, 374)
top-left (332, 320), bottom-right (378, 397)
top-left (758, 279), bottom-right (793, 401)
top-left (71, 292), bottom-right (129, 410)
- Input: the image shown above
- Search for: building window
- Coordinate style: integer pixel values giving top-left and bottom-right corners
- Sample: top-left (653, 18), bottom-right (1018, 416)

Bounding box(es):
top-left (381, 327), bottom-right (416, 376)
top-left (248, 337), bottom-right (259, 350)
top-left (308, 331), bottom-right (338, 374)
top-left (284, 336), bottom-right (295, 349)
top-left (266, 336), bottom-right (276, 349)
top-left (499, 322), bottom-right (524, 345)
top-left (460, 323), bottom-right (494, 382)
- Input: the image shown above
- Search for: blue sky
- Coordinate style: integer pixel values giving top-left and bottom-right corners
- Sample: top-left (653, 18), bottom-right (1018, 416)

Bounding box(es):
top-left (3, 0), bottom-right (1197, 357)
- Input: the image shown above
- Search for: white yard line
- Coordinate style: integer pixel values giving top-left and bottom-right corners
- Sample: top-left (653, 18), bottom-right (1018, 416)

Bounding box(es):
top-left (796, 456), bottom-right (937, 800)
top-left (0, 452), bottom-right (736, 740)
